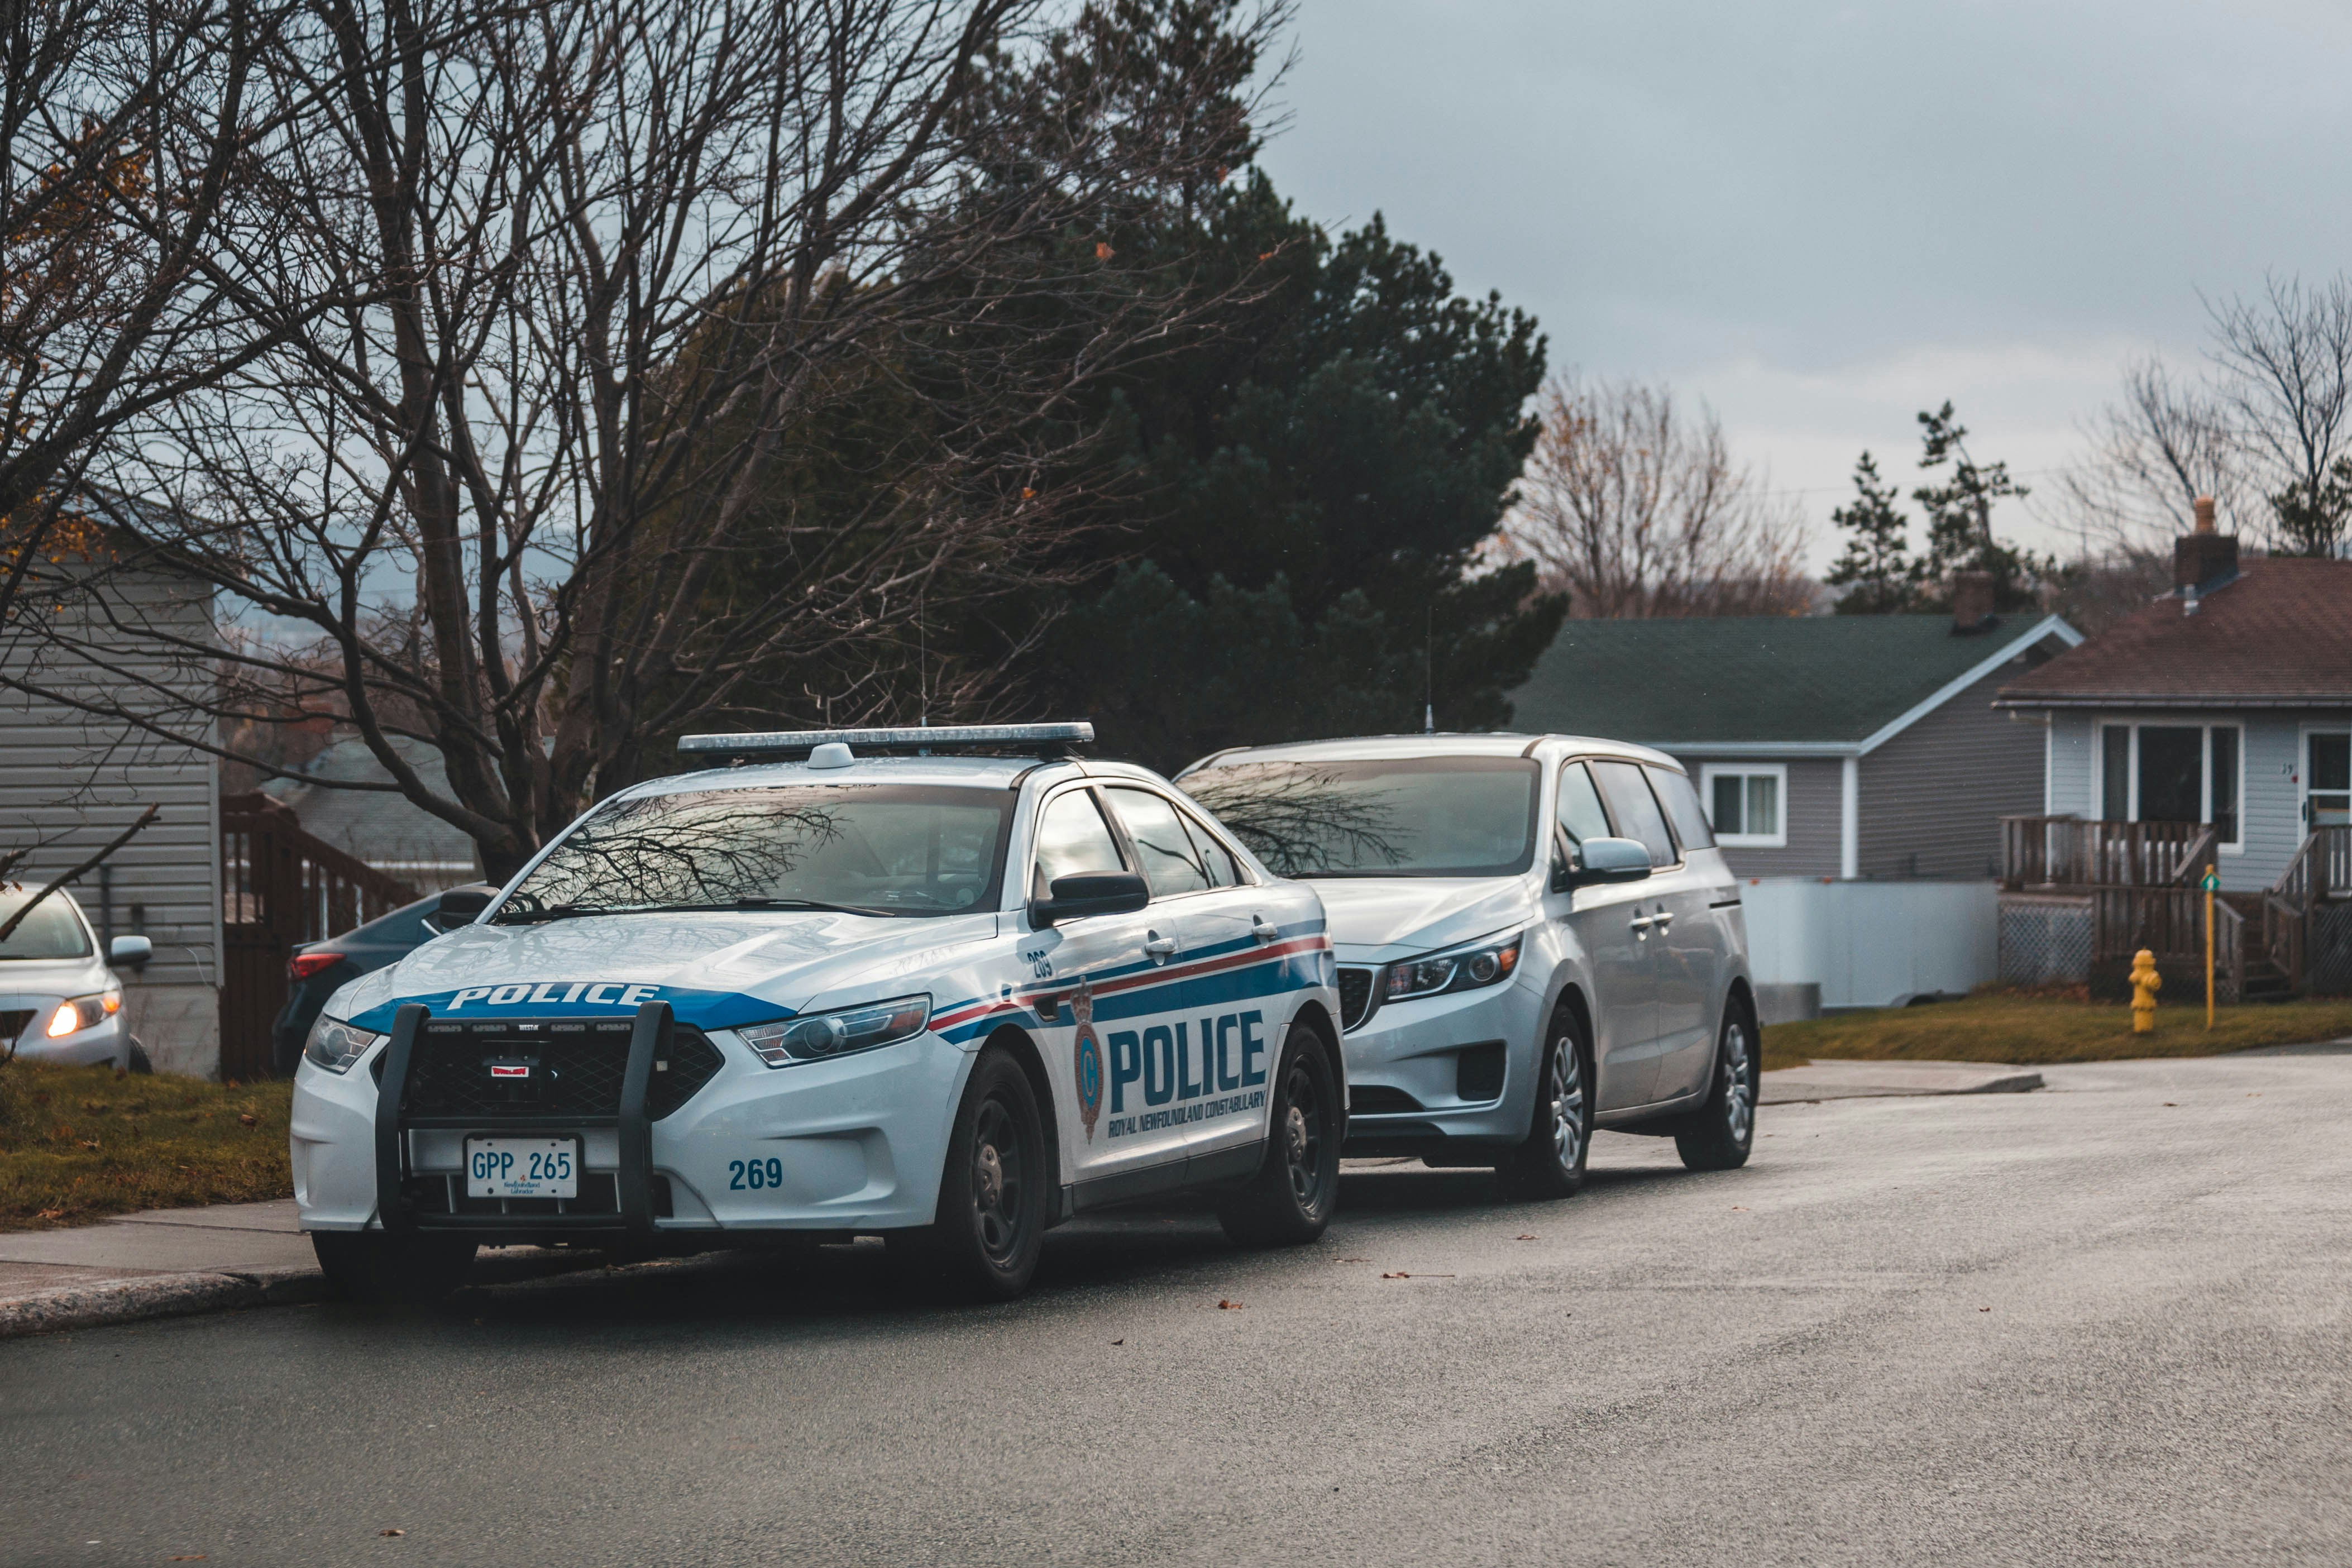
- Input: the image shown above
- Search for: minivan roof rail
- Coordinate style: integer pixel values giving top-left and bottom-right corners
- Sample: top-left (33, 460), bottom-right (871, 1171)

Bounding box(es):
top-left (677, 722), bottom-right (1093, 761)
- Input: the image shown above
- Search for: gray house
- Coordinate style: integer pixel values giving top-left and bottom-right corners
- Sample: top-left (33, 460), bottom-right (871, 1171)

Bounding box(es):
top-left (1508, 601), bottom-right (2085, 879)
top-left (1994, 511), bottom-right (2351, 997)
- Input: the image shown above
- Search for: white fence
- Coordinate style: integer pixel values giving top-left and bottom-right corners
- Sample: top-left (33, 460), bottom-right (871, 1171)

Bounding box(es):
top-left (1742, 878), bottom-right (1998, 1014)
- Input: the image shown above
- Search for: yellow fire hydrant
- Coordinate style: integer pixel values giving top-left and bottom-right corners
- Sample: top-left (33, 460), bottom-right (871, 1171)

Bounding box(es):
top-left (2130, 949), bottom-right (2162, 1033)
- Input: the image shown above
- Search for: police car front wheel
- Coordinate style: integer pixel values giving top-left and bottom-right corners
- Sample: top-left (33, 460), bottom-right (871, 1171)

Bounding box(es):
top-left (1216, 1024), bottom-right (1341, 1247)
top-left (896, 1045), bottom-right (1049, 1301)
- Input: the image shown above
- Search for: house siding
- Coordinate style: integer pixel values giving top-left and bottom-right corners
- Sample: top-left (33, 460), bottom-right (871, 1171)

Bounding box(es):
top-left (1669, 754), bottom-right (1845, 879)
top-left (0, 568), bottom-right (221, 1075)
top-left (1857, 659), bottom-right (2051, 880)
top-left (2035, 707), bottom-right (2349, 894)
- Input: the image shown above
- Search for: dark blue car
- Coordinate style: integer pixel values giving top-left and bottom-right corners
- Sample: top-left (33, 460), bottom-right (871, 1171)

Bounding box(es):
top-left (270, 885), bottom-right (496, 1075)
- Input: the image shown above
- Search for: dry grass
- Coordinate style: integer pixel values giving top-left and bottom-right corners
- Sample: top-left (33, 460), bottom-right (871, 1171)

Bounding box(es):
top-left (0, 1059), bottom-right (293, 1231)
top-left (1761, 992), bottom-right (2352, 1073)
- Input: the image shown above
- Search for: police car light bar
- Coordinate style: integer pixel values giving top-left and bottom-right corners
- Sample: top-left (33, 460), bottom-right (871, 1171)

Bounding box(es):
top-left (677, 721), bottom-right (1095, 760)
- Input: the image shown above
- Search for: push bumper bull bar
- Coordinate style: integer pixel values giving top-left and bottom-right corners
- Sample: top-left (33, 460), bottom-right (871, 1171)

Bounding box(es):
top-left (372, 998), bottom-right (671, 1238)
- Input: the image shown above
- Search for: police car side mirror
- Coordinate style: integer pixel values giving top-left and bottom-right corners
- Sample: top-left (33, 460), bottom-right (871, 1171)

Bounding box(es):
top-left (1031, 871), bottom-right (1150, 928)
top-left (436, 884), bottom-right (497, 924)
top-left (1567, 836), bottom-right (1652, 887)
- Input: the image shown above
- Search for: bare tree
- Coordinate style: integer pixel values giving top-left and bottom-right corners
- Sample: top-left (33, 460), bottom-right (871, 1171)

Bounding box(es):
top-left (2057, 355), bottom-right (2245, 560)
top-left (2206, 274), bottom-right (2352, 557)
top-left (1503, 375), bottom-right (1813, 619)
top-left (8, 0), bottom-right (1287, 877)
top-left (0, 0), bottom-right (312, 622)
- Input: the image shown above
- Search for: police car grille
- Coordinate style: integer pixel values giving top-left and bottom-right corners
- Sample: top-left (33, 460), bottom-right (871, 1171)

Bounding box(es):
top-left (399, 1019), bottom-right (725, 1120)
top-left (1336, 967), bottom-right (1377, 1031)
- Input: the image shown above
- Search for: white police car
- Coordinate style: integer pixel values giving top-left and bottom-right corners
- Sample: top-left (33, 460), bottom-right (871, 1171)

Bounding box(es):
top-left (1179, 734), bottom-right (1757, 1196)
top-left (290, 724), bottom-right (1343, 1302)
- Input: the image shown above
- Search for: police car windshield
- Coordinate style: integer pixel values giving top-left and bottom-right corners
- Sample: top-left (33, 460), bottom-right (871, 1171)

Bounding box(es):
top-left (1182, 757), bottom-right (1540, 878)
top-left (496, 783), bottom-right (1012, 921)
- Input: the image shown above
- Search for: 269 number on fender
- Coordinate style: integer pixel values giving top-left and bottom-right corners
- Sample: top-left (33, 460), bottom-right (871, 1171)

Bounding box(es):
top-left (729, 1156), bottom-right (786, 1191)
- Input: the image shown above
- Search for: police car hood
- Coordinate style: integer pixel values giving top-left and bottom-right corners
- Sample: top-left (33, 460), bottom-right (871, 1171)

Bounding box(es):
top-left (1309, 877), bottom-right (1536, 963)
top-left (331, 909), bottom-right (999, 1035)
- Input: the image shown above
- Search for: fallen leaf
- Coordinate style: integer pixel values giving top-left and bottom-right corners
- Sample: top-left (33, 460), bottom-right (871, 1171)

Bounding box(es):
top-left (35, 1208), bottom-right (63, 1221)
top-left (1731, 1206), bottom-right (1747, 1211)
top-left (1515, 1235), bottom-right (1536, 1241)
top-left (238, 1113), bottom-right (258, 1127)
top-left (1979, 1307), bottom-right (1991, 1313)
top-left (379, 1528), bottom-right (405, 1537)
top-left (1109, 1338), bottom-right (1124, 1346)
top-left (169, 1557), bottom-right (207, 1562)
top-left (1094, 241), bottom-right (1115, 261)
top-left (2163, 1102), bottom-right (2178, 1107)
top-left (1217, 1299), bottom-right (1242, 1310)
top-left (1383, 1271), bottom-right (1409, 1279)
top-left (78, 1140), bottom-right (99, 1151)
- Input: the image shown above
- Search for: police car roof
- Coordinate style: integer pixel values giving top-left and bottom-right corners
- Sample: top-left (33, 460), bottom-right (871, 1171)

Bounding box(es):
top-left (636, 752), bottom-right (1084, 795)
top-left (1176, 732), bottom-right (1681, 775)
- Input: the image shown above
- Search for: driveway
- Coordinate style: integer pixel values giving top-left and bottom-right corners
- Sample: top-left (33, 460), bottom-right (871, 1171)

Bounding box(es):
top-left (7, 1048), bottom-right (2351, 1566)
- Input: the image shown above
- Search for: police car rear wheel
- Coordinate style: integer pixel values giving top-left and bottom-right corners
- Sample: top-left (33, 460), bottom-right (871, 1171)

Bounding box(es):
top-left (1499, 1009), bottom-right (1592, 1201)
top-left (900, 1047), bottom-right (1047, 1300)
top-left (311, 1231), bottom-right (478, 1306)
top-left (1216, 1025), bottom-right (1340, 1247)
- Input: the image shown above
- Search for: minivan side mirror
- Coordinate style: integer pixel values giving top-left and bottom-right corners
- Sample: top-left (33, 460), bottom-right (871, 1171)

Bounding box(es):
top-left (434, 884), bottom-right (498, 924)
top-left (1030, 871), bottom-right (1150, 928)
top-left (1566, 836), bottom-right (1652, 887)
top-left (108, 934), bottom-right (154, 973)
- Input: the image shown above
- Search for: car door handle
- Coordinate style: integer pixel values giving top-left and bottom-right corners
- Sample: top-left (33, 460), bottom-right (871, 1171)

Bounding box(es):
top-left (1652, 910), bottom-right (1674, 929)
top-left (1144, 932), bottom-right (1178, 962)
top-left (1251, 915), bottom-right (1280, 942)
top-left (1629, 915), bottom-right (1655, 934)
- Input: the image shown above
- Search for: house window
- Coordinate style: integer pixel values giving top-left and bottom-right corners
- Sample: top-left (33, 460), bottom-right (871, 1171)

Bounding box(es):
top-left (2095, 722), bottom-right (2243, 850)
top-left (2310, 732), bottom-right (2350, 828)
top-left (1701, 764), bottom-right (1786, 848)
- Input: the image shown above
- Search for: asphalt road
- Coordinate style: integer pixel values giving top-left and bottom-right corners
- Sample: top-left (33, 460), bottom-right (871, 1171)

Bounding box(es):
top-left (10, 1048), bottom-right (2352, 1567)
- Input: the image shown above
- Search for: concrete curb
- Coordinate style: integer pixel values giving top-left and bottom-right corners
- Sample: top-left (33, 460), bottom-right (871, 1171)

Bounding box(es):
top-left (0, 1264), bottom-right (331, 1340)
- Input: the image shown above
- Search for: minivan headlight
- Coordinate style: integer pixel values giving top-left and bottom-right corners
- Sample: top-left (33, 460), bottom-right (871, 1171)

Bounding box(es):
top-left (739, 996), bottom-right (930, 1067)
top-left (304, 1016), bottom-right (382, 1073)
top-left (1383, 933), bottom-right (1524, 1003)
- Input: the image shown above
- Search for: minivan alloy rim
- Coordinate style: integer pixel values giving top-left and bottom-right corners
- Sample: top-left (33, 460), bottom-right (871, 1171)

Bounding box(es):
top-left (1550, 1035), bottom-right (1586, 1172)
top-left (1723, 1021), bottom-right (1753, 1143)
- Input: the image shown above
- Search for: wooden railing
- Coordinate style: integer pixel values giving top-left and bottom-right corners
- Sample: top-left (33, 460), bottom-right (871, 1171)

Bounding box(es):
top-left (2216, 898), bottom-right (2246, 1002)
top-left (219, 793), bottom-right (419, 1079)
top-left (2092, 886), bottom-right (2206, 965)
top-left (2257, 827), bottom-right (2352, 993)
top-left (2001, 816), bottom-right (2211, 890)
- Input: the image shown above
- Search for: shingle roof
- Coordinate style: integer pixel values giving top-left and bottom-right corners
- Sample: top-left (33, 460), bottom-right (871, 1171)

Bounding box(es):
top-left (1996, 558), bottom-right (2352, 707)
top-left (259, 737), bottom-right (480, 872)
top-left (1507, 614), bottom-right (2072, 746)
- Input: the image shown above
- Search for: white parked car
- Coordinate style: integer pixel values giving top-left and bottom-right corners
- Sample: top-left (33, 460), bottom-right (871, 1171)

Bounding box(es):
top-left (1178, 734), bottom-right (1758, 1195)
top-left (291, 725), bottom-right (1344, 1302)
top-left (0, 888), bottom-right (154, 1071)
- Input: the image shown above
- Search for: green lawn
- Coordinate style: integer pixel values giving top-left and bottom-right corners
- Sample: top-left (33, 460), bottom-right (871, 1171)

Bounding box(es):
top-left (0, 1060), bottom-right (293, 1231)
top-left (1762, 993), bottom-right (2352, 1073)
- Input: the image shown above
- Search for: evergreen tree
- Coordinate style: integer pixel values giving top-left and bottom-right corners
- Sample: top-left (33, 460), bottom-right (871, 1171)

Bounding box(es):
top-left (1823, 452), bottom-right (1919, 614)
top-left (1910, 401), bottom-right (2050, 611)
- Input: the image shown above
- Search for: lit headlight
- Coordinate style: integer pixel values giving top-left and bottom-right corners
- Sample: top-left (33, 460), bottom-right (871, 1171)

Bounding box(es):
top-left (45, 987), bottom-right (123, 1037)
top-left (303, 1016), bottom-right (382, 1073)
top-left (1383, 933), bottom-right (1524, 1003)
top-left (739, 996), bottom-right (930, 1067)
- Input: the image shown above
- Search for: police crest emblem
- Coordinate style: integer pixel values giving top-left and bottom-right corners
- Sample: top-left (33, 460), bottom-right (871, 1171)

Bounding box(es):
top-left (1071, 979), bottom-right (1105, 1142)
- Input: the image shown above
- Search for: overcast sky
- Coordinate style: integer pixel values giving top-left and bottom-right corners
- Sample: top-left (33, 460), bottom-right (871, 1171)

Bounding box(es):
top-left (1255, 0), bottom-right (2352, 567)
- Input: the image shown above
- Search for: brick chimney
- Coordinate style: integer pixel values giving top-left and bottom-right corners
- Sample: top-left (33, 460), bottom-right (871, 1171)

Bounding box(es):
top-left (2174, 494), bottom-right (2238, 596)
top-left (1949, 570), bottom-right (1996, 634)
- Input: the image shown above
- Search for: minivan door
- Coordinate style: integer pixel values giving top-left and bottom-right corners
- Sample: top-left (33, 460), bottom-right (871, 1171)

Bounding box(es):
top-left (1551, 760), bottom-right (1659, 1110)
top-left (1639, 763), bottom-right (1734, 1103)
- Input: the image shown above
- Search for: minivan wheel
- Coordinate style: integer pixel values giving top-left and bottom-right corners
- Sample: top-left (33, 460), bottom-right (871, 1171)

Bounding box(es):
top-left (1499, 1007), bottom-right (1593, 1200)
top-left (1216, 1024), bottom-right (1342, 1247)
top-left (1675, 1005), bottom-right (1757, 1172)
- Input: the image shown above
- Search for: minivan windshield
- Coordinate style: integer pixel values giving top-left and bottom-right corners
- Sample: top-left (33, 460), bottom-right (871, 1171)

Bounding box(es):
top-left (0, 893), bottom-right (92, 959)
top-left (496, 785), bottom-right (1013, 921)
top-left (1182, 757), bottom-right (1540, 878)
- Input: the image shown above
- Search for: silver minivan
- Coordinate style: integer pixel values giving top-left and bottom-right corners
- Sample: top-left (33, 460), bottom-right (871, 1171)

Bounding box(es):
top-left (1178, 734), bottom-right (1756, 1196)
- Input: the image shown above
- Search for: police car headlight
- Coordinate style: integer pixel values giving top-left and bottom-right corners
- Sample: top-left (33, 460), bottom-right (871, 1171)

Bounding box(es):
top-left (1383, 933), bottom-right (1523, 1003)
top-left (304, 1016), bottom-right (382, 1074)
top-left (739, 996), bottom-right (931, 1067)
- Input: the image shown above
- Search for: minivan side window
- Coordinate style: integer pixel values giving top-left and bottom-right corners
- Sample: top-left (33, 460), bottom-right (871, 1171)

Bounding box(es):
top-left (1644, 766), bottom-right (1715, 852)
top-left (1032, 790), bottom-right (1128, 900)
top-left (1556, 762), bottom-right (1613, 848)
top-left (1590, 760), bottom-right (1679, 868)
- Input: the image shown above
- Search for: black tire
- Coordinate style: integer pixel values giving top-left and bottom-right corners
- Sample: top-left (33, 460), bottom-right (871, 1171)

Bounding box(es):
top-left (897, 1047), bottom-right (1049, 1301)
top-left (1216, 1023), bottom-right (1342, 1247)
top-left (125, 1039), bottom-right (152, 1075)
top-left (1675, 1002), bottom-right (1758, 1172)
top-left (312, 1231), bottom-right (479, 1304)
top-left (1499, 1005), bottom-right (1594, 1200)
